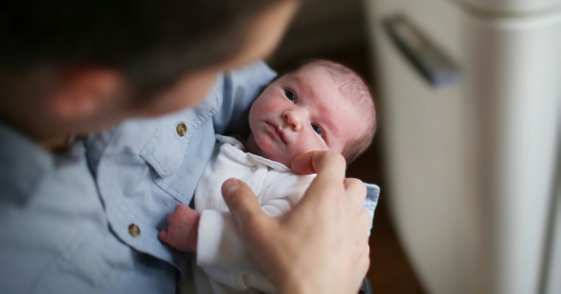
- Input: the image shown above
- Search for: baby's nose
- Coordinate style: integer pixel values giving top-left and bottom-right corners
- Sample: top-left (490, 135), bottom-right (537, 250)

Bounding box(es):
top-left (283, 110), bottom-right (304, 132)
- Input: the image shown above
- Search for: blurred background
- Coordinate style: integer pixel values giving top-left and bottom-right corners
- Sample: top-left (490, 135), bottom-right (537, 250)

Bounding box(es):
top-left (267, 0), bottom-right (561, 293)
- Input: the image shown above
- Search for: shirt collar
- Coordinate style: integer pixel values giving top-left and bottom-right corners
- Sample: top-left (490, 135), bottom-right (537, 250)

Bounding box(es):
top-left (0, 123), bottom-right (55, 204)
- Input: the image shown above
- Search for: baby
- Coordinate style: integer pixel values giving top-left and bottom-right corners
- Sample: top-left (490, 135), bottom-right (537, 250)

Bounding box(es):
top-left (159, 60), bottom-right (377, 294)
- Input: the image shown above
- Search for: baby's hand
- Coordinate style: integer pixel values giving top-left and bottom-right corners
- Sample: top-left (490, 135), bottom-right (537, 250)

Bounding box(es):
top-left (159, 203), bottom-right (200, 252)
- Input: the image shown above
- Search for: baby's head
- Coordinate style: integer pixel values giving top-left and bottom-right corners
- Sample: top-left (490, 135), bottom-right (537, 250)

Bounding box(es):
top-left (246, 59), bottom-right (376, 166)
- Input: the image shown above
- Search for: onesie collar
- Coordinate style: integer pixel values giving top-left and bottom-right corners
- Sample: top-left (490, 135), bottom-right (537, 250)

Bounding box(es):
top-left (215, 135), bottom-right (291, 172)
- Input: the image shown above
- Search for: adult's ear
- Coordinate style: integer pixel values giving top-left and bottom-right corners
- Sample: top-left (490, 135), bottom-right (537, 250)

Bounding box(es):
top-left (47, 67), bottom-right (123, 120)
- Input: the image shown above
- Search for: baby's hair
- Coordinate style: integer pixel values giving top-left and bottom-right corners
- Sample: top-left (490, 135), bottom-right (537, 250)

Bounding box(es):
top-left (279, 59), bottom-right (376, 164)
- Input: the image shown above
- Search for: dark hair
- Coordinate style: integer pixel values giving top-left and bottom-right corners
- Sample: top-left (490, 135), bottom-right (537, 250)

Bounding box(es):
top-left (279, 59), bottom-right (376, 164)
top-left (0, 0), bottom-right (282, 96)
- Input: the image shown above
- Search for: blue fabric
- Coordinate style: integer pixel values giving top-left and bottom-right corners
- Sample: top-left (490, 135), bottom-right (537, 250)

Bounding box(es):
top-left (364, 183), bottom-right (381, 235)
top-left (89, 61), bottom-right (277, 278)
top-left (0, 124), bottom-right (177, 294)
top-left (0, 61), bottom-right (276, 294)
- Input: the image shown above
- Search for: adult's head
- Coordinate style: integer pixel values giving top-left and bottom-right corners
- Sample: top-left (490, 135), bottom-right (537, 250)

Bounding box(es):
top-left (0, 0), bottom-right (298, 140)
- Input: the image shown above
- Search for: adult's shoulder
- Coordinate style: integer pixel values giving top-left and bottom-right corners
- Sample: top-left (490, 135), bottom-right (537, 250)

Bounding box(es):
top-left (213, 61), bottom-right (277, 136)
top-left (221, 60), bottom-right (277, 101)
top-left (227, 60), bottom-right (277, 86)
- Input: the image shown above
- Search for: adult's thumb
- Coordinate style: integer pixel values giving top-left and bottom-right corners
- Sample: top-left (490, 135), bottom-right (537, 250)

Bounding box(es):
top-left (222, 178), bottom-right (268, 230)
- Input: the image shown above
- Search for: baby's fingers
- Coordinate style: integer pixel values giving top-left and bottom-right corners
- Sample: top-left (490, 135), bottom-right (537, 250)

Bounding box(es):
top-left (158, 229), bottom-right (170, 243)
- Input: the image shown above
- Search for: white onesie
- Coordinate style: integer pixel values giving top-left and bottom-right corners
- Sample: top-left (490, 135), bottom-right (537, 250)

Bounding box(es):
top-left (192, 135), bottom-right (380, 294)
top-left (193, 135), bottom-right (315, 294)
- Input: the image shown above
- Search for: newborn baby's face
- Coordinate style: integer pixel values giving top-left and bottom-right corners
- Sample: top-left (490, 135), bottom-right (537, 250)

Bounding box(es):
top-left (246, 64), bottom-right (362, 166)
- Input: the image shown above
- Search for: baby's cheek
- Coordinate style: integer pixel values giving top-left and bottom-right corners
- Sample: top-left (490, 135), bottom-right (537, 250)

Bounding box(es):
top-left (291, 140), bottom-right (321, 157)
top-left (255, 133), bottom-right (275, 153)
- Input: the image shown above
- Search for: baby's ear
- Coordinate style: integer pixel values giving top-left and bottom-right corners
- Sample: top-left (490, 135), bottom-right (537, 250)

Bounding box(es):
top-left (47, 67), bottom-right (123, 120)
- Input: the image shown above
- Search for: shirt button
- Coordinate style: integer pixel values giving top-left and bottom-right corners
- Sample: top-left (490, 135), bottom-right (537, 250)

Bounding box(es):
top-left (251, 166), bottom-right (257, 172)
top-left (176, 123), bottom-right (187, 137)
top-left (129, 224), bottom-right (141, 237)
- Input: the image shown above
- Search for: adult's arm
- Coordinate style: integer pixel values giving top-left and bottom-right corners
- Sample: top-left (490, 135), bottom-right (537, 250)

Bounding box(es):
top-left (222, 151), bottom-right (371, 294)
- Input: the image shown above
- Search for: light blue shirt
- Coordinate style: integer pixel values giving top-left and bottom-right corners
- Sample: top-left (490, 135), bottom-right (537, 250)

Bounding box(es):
top-left (86, 62), bottom-right (278, 277)
top-left (0, 124), bottom-right (177, 294)
top-left (0, 61), bottom-right (379, 294)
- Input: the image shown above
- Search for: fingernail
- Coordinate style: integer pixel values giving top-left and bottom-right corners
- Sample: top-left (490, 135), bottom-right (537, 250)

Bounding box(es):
top-left (224, 179), bottom-right (240, 198)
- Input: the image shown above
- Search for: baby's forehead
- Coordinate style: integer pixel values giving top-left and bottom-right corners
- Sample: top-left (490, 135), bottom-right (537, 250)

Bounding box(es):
top-left (280, 63), bottom-right (369, 116)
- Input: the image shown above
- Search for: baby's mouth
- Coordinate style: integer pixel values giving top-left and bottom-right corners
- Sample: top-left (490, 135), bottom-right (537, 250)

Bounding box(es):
top-left (267, 122), bottom-right (287, 144)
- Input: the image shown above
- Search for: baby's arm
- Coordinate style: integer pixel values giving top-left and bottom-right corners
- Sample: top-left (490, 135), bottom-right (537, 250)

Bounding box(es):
top-left (195, 174), bottom-right (315, 272)
top-left (159, 204), bottom-right (200, 252)
top-left (159, 202), bottom-right (289, 266)
top-left (158, 200), bottom-right (282, 292)
top-left (157, 200), bottom-right (280, 255)
top-left (159, 174), bottom-right (314, 293)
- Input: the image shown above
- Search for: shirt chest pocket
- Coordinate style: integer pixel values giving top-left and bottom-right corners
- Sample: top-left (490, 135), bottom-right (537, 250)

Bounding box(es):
top-left (140, 94), bottom-right (221, 204)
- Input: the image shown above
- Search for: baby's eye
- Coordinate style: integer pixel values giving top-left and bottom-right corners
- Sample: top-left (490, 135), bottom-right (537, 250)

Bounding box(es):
top-left (312, 124), bottom-right (323, 137)
top-left (285, 90), bottom-right (296, 103)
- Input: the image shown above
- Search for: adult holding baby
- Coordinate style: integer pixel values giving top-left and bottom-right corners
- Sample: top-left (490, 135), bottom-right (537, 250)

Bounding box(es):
top-left (0, 1), bottom-right (370, 294)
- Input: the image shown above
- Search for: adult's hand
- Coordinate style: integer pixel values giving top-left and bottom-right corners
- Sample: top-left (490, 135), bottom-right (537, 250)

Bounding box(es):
top-left (221, 151), bottom-right (371, 294)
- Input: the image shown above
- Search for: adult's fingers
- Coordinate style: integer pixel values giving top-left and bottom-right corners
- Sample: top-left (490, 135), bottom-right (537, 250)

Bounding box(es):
top-left (343, 178), bottom-right (367, 206)
top-left (290, 151), bottom-right (318, 175)
top-left (222, 178), bottom-right (271, 232)
top-left (292, 151), bottom-right (348, 208)
top-left (360, 209), bottom-right (372, 233)
top-left (291, 151), bottom-right (346, 180)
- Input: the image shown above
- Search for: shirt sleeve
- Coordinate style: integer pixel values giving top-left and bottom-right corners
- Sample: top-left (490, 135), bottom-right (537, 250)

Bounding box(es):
top-left (195, 173), bottom-right (314, 293)
top-left (197, 179), bottom-right (381, 273)
top-left (363, 183), bottom-right (381, 236)
top-left (212, 60), bottom-right (277, 137)
top-left (196, 210), bottom-right (277, 293)
top-left (196, 210), bottom-right (258, 273)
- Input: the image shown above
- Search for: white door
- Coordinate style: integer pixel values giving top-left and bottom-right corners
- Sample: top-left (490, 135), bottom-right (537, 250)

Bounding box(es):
top-left (365, 0), bottom-right (561, 293)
